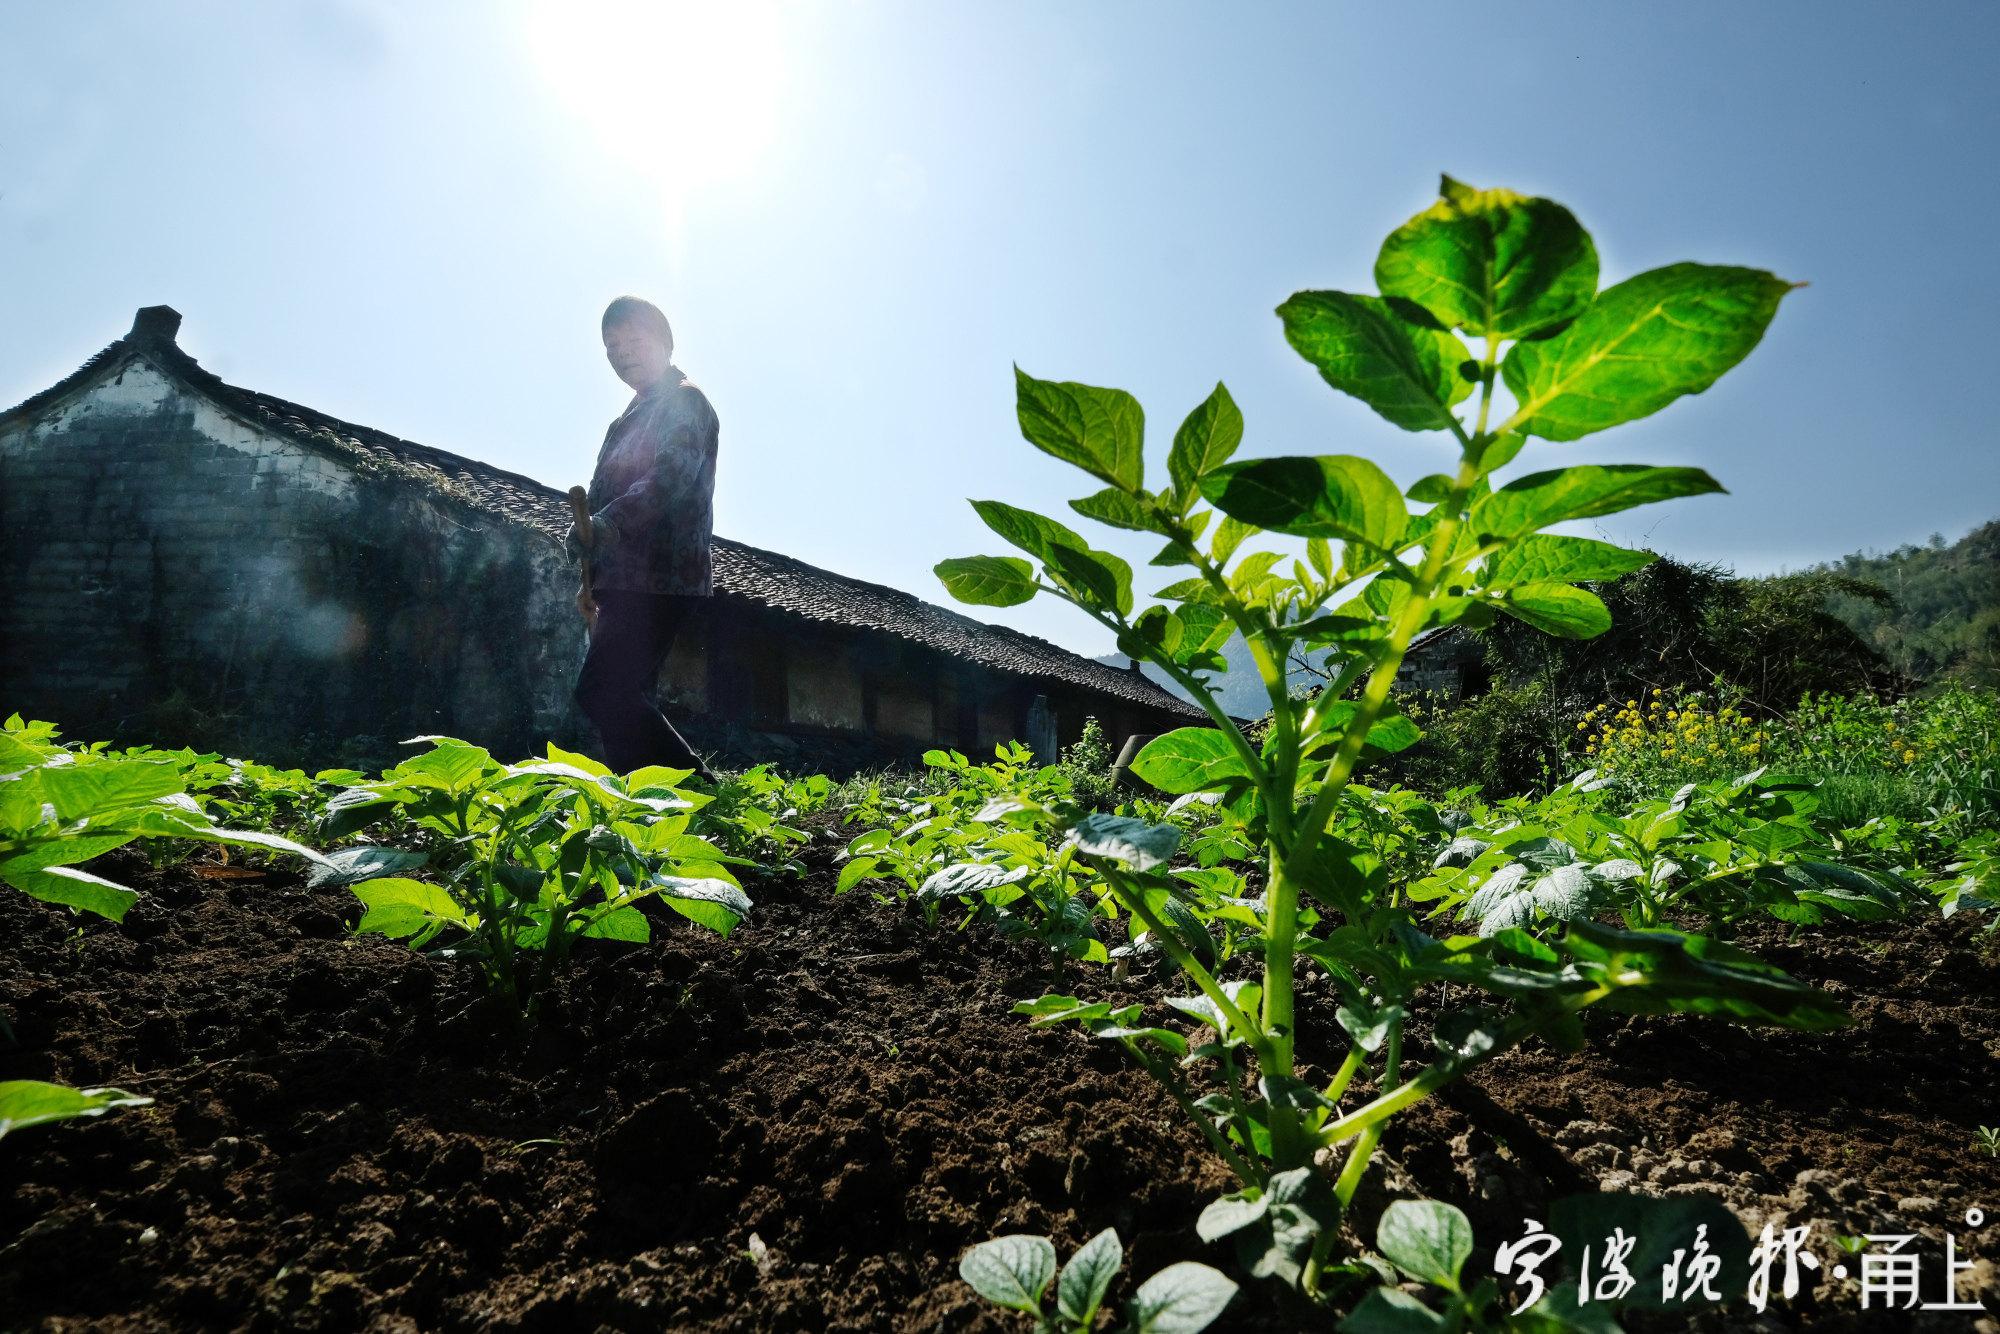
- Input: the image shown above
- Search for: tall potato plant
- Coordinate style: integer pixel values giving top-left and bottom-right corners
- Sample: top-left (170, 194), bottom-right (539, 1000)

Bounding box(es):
top-left (937, 178), bottom-right (1838, 1294)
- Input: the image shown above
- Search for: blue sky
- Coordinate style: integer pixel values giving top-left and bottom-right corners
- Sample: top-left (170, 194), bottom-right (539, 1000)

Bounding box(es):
top-left (4, 3), bottom-right (1995, 656)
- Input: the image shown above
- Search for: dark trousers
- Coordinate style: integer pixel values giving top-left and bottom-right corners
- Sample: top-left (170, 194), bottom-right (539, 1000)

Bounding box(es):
top-left (574, 590), bottom-right (712, 778)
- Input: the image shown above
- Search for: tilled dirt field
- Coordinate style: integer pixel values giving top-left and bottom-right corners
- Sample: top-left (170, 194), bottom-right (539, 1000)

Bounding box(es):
top-left (2, 826), bottom-right (1996, 1331)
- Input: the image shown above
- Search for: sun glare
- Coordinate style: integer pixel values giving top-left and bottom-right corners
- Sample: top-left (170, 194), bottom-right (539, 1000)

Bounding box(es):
top-left (523, 0), bottom-right (789, 200)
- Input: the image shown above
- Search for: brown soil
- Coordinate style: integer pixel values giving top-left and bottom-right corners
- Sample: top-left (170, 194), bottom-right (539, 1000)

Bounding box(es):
top-left (2, 828), bottom-right (1996, 1332)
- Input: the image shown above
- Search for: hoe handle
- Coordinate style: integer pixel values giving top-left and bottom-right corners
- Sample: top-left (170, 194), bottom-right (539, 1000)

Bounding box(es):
top-left (568, 486), bottom-right (597, 633)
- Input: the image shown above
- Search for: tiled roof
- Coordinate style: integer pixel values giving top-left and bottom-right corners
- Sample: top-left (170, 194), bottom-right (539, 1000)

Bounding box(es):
top-left (2, 308), bottom-right (1203, 720)
top-left (1406, 625), bottom-right (1471, 657)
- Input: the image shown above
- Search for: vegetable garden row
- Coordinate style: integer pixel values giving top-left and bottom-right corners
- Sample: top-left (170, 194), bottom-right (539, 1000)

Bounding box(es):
top-left (5, 178), bottom-right (1997, 1329)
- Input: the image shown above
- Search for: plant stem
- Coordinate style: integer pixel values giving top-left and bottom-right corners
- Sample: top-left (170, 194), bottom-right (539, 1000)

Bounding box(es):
top-left (1322, 1047), bottom-right (1364, 1106)
top-left (1333, 1018), bottom-right (1400, 1208)
top-left (1102, 872), bottom-right (1274, 1065)
top-left (1315, 987), bottom-right (1612, 1150)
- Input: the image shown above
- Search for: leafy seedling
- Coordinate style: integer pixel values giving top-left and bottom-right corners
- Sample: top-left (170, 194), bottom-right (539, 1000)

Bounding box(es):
top-left (960, 1230), bottom-right (1238, 1333)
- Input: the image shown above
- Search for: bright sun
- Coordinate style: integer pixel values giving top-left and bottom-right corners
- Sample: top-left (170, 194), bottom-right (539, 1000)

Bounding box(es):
top-left (523, 0), bottom-right (789, 198)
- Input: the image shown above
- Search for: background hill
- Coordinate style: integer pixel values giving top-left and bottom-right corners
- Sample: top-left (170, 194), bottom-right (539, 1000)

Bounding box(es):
top-left (1090, 518), bottom-right (2000, 720)
top-left (1811, 520), bottom-right (2000, 687)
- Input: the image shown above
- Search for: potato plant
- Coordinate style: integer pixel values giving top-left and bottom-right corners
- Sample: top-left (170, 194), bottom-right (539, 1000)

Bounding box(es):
top-left (694, 763), bottom-right (822, 876)
top-left (319, 737), bottom-right (751, 1014)
top-left (938, 177), bottom-right (1843, 1295)
top-left (1, 714), bottom-right (329, 922)
top-left (1415, 767), bottom-right (1922, 935)
top-left (960, 1229), bottom-right (1237, 1333)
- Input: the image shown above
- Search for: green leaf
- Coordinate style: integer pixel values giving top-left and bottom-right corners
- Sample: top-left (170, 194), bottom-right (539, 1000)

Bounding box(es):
top-left (1131, 729), bottom-right (1255, 794)
top-left (1406, 474), bottom-right (1454, 504)
top-left (1302, 702), bottom-right (1422, 757)
top-left (1071, 487), bottom-right (1161, 532)
top-left (121, 809), bottom-right (329, 868)
top-left (1128, 1262), bottom-right (1238, 1334)
top-left (37, 760), bottom-right (185, 820)
top-left (1014, 993), bottom-right (1117, 1025)
top-left (542, 742), bottom-right (612, 777)
top-left (0, 731), bottom-right (48, 773)
top-left (1564, 921), bottom-right (1846, 1029)
top-left (1375, 1199), bottom-right (1473, 1289)
top-left (1498, 583), bottom-right (1612, 638)
top-left (1199, 455), bottom-right (1408, 549)
top-left (1015, 368), bottom-right (1145, 491)
top-left (1093, 1023), bottom-right (1190, 1058)
top-left (1502, 263), bottom-right (1795, 441)
top-left (1046, 544), bottom-right (1135, 616)
top-left (835, 856), bottom-right (880, 894)
top-left (1057, 1229), bottom-right (1123, 1326)
top-left (1471, 429), bottom-right (1526, 472)
top-left (1467, 862), bottom-right (1600, 934)
top-left (391, 737), bottom-right (498, 792)
top-left (0, 858), bottom-right (140, 921)
top-left (581, 903), bottom-right (651, 943)
top-left (920, 862), bottom-right (1030, 900)
top-left (1210, 514), bottom-right (1256, 565)
top-left (1277, 291), bottom-right (1471, 431)
top-left (1231, 1167), bottom-right (1338, 1285)
top-left (971, 499), bottom-right (1090, 563)
top-left (652, 874), bottom-right (753, 935)
top-left (0, 1080), bottom-right (154, 1141)
top-left (1169, 383), bottom-right (1244, 498)
top-left (320, 787), bottom-right (398, 840)
top-left (1335, 1002), bottom-right (1405, 1053)
top-left (1197, 1191), bottom-right (1270, 1241)
top-left (308, 844), bottom-right (429, 889)
top-left (1340, 1286), bottom-right (1450, 1333)
top-left (1165, 605), bottom-right (1234, 662)
top-left (624, 764), bottom-right (697, 794)
top-left (351, 877), bottom-right (470, 940)
top-left (1482, 535), bottom-right (1655, 587)
top-left (1766, 861), bottom-right (1905, 922)
top-left (960, 1233), bottom-right (1057, 1315)
top-left (1471, 465), bottom-right (1725, 540)
top-left (1167, 981), bottom-right (1261, 1035)
top-left (1069, 813), bottom-right (1181, 872)
top-left (935, 555), bottom-right (1038, 607)
top-left (1376, 175), bottom-right (1598, 340)
top-left (1227, 550), bottom-right (1283, 594)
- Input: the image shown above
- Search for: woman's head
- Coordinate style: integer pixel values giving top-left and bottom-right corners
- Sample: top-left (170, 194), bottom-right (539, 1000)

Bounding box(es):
top-left (602, 296), bottom-right (674, 391)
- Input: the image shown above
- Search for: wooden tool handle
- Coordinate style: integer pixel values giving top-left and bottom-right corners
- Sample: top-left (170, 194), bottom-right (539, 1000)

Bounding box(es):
top-left (568, 486), bottom-right (597, 632)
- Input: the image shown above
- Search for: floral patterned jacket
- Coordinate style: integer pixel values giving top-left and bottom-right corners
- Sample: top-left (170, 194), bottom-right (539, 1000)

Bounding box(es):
top-left (579, 367), bottom-right (718, 596)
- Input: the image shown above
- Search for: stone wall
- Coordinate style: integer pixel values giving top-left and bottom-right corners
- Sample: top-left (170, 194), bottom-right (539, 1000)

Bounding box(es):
top-left (0, 357), bottom-right (586, 771)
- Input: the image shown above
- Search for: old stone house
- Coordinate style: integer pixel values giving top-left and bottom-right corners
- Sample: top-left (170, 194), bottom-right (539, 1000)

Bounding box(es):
top-left (0, 307), bottom-right (1202, 774)
top-left (1394, 625), bottom-right (1492, 701)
